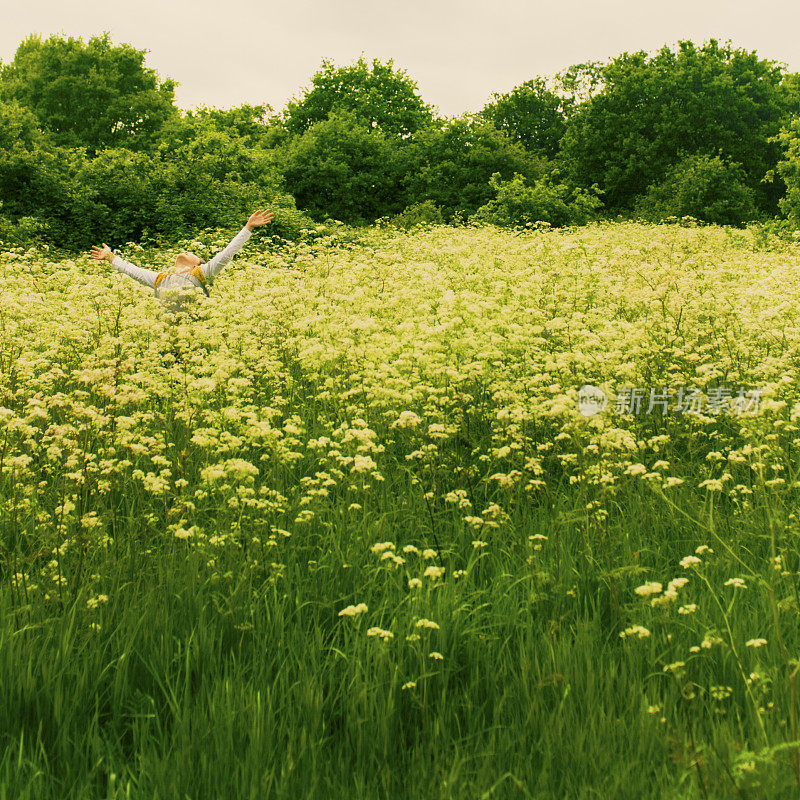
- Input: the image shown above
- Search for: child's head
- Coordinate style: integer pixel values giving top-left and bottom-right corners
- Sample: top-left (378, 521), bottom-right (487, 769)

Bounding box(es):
top-left (173, 252), bottom-right (202, 271)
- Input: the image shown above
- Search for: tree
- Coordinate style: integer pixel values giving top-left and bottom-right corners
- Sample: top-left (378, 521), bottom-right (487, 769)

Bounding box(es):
top-left (174, 103), bottom-right (275, 150)
top-left (479, 62), bottom-right (605, 158)
top-left (0, 99), bottom-right (65, 217)
top-left (559, 39), bottom-right (800, 212)
top-left (399, 115), bottom-right (546, 220)
top-left (0, 32), bottom-right (178, 153)
top-left (281, 56), bottom-right (434, 138)
top-left (772, 117), bottom-right (800, 228)
top-left (278, 110), bottom-right (405, 224)
top-left (552, 61), bottom-right (606, 107)
top-left (480, 77), bottom-right (569, 158)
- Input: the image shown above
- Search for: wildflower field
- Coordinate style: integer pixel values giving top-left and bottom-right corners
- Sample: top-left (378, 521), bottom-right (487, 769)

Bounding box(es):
top-left (4, 220), bottom-right (800, 798)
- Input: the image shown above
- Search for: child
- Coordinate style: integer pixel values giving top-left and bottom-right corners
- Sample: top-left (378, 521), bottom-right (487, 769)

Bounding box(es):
top-left (89, 209), bottom-right (274, 309)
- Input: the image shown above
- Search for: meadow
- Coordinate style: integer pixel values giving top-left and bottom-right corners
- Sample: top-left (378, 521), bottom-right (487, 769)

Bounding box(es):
top-left (2, 219), bottom-right (800, 799)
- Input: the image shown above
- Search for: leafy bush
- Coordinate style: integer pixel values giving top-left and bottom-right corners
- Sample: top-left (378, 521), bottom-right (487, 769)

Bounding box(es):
top-left (748, 218), bottom-right (800, 249)
top-left (471, 171), bottom-right (603, 228)
top-left (772, 117), bottom-right (800, 229)
top-left (278, 109), bottom-right (405, 225)
top-left (559, 39), bottom-right (799, 212)
top-left (399, 116), bottom-right (545, 221)
top-left (390, 201), bottom-right (444, 229)
top-left (1, 148), bottom-right (312, 250)
top-left (634, 153), bottom-right (758, 227)
top-left (0, 119), bottom-right (311, 249)
top-left (0, 100), bottom-right (70, 217)
top-left (0, 212), bottom-right (49, 245)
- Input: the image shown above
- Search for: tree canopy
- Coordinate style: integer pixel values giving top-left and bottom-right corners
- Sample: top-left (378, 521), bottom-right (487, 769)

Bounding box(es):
top-left (0, 32), bottom-right (178, 153)
top-left (480, 78), bottom-right (569, 158)
top-left (773, 118), bottom-right (800, 228)
top-left (399, 116), bottom-right (546, 220)
top-left (480, 63), bottom-right (605, 159)
top-left (559, 39), bottom-right (800, 212)
top-left (2, 30), bottom-right (800, 247)
top-left (280, 56), bottom-right (435, 138)
top-left (279, 109), bottom-right (404, 224)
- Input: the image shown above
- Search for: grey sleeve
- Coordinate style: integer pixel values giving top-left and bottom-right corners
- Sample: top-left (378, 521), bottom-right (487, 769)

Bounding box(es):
top-left (110, 255), bottom-right (158, 288)
top-left (202, 226), bottom-right (253, 282)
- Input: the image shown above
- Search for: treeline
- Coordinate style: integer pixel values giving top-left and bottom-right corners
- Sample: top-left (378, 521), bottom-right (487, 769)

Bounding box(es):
top-left (1, 32), bottom-right (800, 248)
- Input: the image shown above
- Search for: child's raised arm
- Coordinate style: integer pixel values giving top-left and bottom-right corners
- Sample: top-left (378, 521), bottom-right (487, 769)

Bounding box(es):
top-left (202, 209), bottom-right (274, 282)
top-left (90, 243), bottom-right (158, 288)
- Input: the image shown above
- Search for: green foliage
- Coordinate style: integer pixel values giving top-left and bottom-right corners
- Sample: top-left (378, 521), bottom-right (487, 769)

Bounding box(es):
top-left (772, 117), bottom-right (800, 228)
top-left (478, 62), bottom-right (604, 159)
top-left (480, 77), bottom-right (570, 158)
top-left (278, 110), bottom-right (405, 225)
top-left (635, 153), bottom-right (759, 226)
top-left (400, 115), bottom-right (546, 221)
top-left (0, 97), bottom-right (41, 151)
top-left (552, 60), bottom-right (606, 106)
top-left (179, 103), bottom-right (275, 149)
top-left (162, 102), bottom-right (292, 153)
top-left (0, 32), bottom-right (178, 153)
top-left (281, 56), bottom-right (434, 138)
top-left (64, 148), bottom-right (160, 245)
top-left (389, 200), bottom-right (444, 229)
top-left (748, 218), bottom-right (800, 251)
top-left (159, 126), bottom-right (279, 187)
top-left (560, 39), bottom-right (800, 213)
top-left (0, 136), bottom-right (301, 249)
top-left (0, 213), bottom-right (48, 245)
top-left (0, 99), bottom-right (65, 216)
top-left (251, 198), bottom-right (321, 244)
top-left (0, 84), bottom-right (297, 249)
top-left (472, 171), bottom-right (603, 228)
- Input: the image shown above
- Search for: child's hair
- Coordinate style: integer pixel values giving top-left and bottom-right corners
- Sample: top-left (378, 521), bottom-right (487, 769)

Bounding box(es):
top-left (174, 252), bottom-right (202, 269)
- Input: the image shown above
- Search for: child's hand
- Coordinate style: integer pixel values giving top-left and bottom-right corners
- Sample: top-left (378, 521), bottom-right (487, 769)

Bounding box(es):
top-left (246, 209), bottom-right (274, 230)
top-left (90, 243), bottom-right (113, 262)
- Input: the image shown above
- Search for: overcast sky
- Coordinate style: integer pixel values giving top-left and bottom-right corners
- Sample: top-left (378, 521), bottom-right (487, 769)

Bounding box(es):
top-left (2, 0), bottom-right (799, 117)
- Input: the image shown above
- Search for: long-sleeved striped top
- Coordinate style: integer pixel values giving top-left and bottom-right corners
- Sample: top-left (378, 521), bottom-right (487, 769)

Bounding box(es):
top-left (110, 226), bottom-right (253, 307)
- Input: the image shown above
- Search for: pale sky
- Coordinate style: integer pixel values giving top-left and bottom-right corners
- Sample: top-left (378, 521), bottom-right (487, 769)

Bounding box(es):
top-left (2, 0), bottom-right (799, 118)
